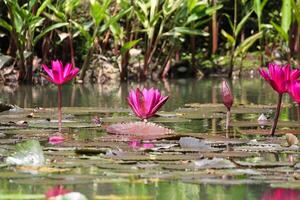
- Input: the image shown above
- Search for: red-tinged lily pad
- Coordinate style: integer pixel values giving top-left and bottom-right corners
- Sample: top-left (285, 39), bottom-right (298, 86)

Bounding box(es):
top-left (106, 122), bottom-right (173, 136)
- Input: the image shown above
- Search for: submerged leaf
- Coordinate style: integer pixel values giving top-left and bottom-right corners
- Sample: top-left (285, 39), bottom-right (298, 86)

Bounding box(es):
top-left (6, 140), bottom-right (45, 166)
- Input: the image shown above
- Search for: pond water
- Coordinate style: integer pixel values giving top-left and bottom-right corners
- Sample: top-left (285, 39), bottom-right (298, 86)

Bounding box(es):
top-left (0, 78), bottom-right (299, 200)
top-left (0, 78), bottom-right (281, 108)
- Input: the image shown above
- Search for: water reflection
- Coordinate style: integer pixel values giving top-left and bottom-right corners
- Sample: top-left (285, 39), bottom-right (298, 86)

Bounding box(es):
top-left (0, 177), bottom-right (273, 200)
top-left (0, 78), bottom-right (281, 109)
top-left (261, 188), bottom-right (300, 200)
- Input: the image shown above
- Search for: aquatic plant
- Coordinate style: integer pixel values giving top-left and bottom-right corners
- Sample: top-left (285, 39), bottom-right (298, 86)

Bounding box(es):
top-left (259, 63), bottom-right (300, 136)
top-left (127, 88), bottom-right (169, 120)
top-left (220, 79), bottom-right (233, 129)
top-left (42, 60), bottom-right (79, 133)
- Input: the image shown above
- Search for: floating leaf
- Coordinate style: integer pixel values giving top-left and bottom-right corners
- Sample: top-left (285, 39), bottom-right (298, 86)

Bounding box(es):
top-left (179, 137), bottom-right (211, 149)
top-left (234, 160), bottom-right (293, 168)
top-left (16, 166), bottom-right (70, 173)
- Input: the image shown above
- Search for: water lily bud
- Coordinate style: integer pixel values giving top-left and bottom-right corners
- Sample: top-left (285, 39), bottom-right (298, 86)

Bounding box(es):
top-left (220, 80), bottom-right (233, 110)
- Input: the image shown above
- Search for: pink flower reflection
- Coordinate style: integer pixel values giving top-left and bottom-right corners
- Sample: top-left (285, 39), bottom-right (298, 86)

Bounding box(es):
top-left (49, 135), bottom-right (64, 145)
top-left (45, 185), bottom-right (71, 199)
top-left (262, 188), bottom-right (300, 200)
top-left (129, 140), bottom-right (154, 149)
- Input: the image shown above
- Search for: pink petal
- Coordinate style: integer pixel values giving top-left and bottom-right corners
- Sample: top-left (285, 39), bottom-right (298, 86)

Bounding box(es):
top-left (128, 89), bottom-right (143, 118)
top-left (127, 97), bottom-right (143, 119)
top-left (289, 81), bottom-right (300, 102)
top-left (291, 68), bottom-right (300, 80)
top-left (283, 64), bottom-right (291, 81)
top-left (149, 95), bottom-right (169, 117)
top-left (41, 64), bottom-right (54, 80)
top-left (52, 60), bottom-right (64, 84)
top-left (62, 68), bottom-right (79, 84)
top-left (63, 63), bottom-right (72, 79)
top-left (258, 69), bottom-right (270, 81)
top-left (142, 88), bottom-right (156, 113)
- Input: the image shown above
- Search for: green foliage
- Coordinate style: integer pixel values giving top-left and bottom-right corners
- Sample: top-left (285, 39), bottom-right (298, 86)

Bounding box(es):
top-left (234, 32), bottom-right (263, 57)
top-left (281, 0), bottom-right (292, 34)
top-left (121, 39), bottom-right (142, 55)
top-left (0, 0), bottom-right (298, 81)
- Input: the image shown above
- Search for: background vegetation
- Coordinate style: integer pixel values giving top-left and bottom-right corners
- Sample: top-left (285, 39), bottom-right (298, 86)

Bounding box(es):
top-left (0, 0), bottom-right (298, 84)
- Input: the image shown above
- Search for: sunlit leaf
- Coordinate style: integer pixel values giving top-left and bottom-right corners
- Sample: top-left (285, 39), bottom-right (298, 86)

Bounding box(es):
top-left (121, 39), bottom-right (141, 55)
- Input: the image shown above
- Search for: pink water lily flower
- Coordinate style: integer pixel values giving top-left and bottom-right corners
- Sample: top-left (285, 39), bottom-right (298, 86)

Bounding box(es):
top-left (127, 88), bottom-right (169, 120)
top-left (41, 60), bottom-right (80, 133)
top-left (42, 60), bottom-right (79, 85)
top-left (259, 63), bottom-right (300, 94)
top-left (259, 63), bottom-right (300, 136)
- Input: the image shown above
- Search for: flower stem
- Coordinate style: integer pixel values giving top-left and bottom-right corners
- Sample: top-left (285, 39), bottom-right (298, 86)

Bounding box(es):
top-left (225, 109), bottom-right (231, 130)
top-left (58, 85), bottom-right (62, 133)
top-left (270, 93), bottom-right (283, 136)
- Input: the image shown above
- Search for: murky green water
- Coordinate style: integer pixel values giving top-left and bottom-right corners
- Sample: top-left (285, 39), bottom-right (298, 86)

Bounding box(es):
top-left (0, 78), bottom-right (299, 199)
